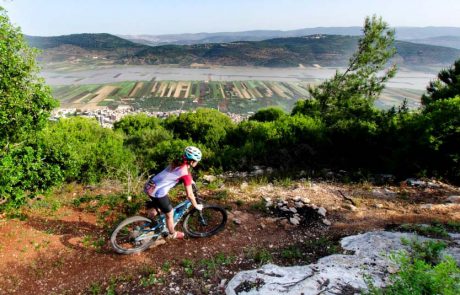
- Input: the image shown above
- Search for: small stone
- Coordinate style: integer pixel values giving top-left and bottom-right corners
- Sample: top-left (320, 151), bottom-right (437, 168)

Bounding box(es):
top-left (387, 265), bottom-right (399, 274)
top-left (219, 279), bottom-right (227, 289)
top-left (293, 196), bottom-right (302, 202)
top-left (280, 219), bottom-right (290, 227)
top-left (344, 204), bottom-right (358, 211)
top-left (375, 203), bottom-right (384, 209)
top-left (420, 204), bottom-right (433, 210)
top-left (289, 207), bottom-right (298, 213)
top-left (240, 182), bottom-right (248, 190)
top-left (447, 195), bottom-right (460, 203)
top-left (277, 202), bottom-right (284, 207)
top-left (264, 217), bottom-right (278, 223)
top-left (233, 219), bottom-right (241, 225)
top-left (295, 201), bottom-right (304, 208)
top-left (265, 201), bottom-right (273, 208)
top-left (323, 219), bottom-right (332, 226)
top-left (301, 197), bottom-right (311, 204)
top-left (203, 175), bottom-right (217, 182)
top-left (280, 207), bottom-right (290, 212)
top-left (290, 217), bottom-right (300, 225)
top-left (262, 196), bottom-right (272, 202)
top-left (317, 207), bottom-right (327, 217)
top-left (259, 223), bottom-right (266, 229)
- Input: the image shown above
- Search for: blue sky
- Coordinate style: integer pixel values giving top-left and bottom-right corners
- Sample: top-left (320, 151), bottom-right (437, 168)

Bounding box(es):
top-left (2, 0), bottom-right (460, 36)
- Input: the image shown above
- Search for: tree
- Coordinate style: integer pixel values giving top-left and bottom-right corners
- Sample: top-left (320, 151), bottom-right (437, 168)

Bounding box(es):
top-left (0, 7), bottom-right (58, 208)
top-left (422, 59), bottom-right (460, 106)
top-left (164, 108), bottom-right (234, 149)
top-left (0, 6), bottom-right (58, 150)
top-left (292, 15), bottom-right (397, 123)
top-left (249, 107), bottom-right (286, 122)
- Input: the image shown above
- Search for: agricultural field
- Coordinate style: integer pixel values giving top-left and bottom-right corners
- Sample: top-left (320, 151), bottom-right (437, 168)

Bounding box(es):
top-left (52, 80), bottom-right (423, 113)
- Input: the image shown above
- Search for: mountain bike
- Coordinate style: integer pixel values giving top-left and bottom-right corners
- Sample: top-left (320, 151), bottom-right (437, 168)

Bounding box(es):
top-left (110, 187), bottom-right (227, 254)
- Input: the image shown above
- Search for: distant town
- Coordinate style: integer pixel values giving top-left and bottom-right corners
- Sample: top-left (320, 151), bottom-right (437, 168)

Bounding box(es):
top-left (51, 106), bottom-right (248, 128)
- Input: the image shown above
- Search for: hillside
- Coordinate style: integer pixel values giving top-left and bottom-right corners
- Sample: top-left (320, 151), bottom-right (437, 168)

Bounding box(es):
top-left (1, 178), bottom-right (459, 294)
top-left (27, 33), bottom-right (460, 68)
top-left (408, 36), bottom-right (460, 49)
top-left (25, 33), bottom-right (149, 63)
top-left (118, 26), bottom-right (460, 46)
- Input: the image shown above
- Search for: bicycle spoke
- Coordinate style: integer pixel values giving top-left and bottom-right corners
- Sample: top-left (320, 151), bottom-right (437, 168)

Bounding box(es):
top-left (110, 216), bottom-right (164, 254)
top-left (183, 206), bottom-right (227, 237)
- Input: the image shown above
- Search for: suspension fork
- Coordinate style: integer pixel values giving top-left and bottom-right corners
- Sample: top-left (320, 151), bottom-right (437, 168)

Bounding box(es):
top-left (198, 209), bottom-right (208, 226)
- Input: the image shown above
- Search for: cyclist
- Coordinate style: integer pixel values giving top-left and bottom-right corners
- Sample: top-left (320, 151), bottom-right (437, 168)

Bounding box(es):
top-left (144, 146), bottom-right (203, 239)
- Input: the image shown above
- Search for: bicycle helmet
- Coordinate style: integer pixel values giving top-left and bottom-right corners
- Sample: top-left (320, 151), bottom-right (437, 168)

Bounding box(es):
top-left (184, 146), bottom-right (202, 162)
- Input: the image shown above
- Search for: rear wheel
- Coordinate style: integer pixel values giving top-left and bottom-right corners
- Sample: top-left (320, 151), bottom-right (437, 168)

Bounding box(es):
top-left (183, 205), bottom-right (227, 238)
top-left (110, 216), bottom-right (163, 254)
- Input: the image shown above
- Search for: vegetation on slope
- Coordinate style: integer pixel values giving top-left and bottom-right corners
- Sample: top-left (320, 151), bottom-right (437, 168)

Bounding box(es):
top-left (1, 10), bottom-right (459, 212)
top-left (26, 33), bottom-right (460, 67)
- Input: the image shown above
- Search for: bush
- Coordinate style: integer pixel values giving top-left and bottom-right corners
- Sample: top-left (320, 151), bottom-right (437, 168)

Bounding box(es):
top-left (113, 113), bottom-right (163, 136)
top-left (147, 139), bottom-right (212, 173)
top-left (114, 114), bottom-right (173, 173)
top-left (419, 96), bottom-right (460, 182)
top-left (249, 107), bottom-right (286, 122)
top-left (0, 143), bottom-right (63, 209)
top-left (39, 117), bottom-right (136, 183)
top-left (222, 114), bottom-right (325, 170)
top-left (164, 108), bottom-right (235, 149)
top-left (366, 240), bottom-right (460, 295)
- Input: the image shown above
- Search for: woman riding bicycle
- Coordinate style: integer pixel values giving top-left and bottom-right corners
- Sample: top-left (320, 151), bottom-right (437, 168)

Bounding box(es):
top-left (144, 146), bottom-right (203, 239)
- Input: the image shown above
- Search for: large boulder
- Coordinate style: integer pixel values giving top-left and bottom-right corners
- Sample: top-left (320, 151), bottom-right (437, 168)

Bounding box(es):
top-left (225, 231), bottom-right (459, 295)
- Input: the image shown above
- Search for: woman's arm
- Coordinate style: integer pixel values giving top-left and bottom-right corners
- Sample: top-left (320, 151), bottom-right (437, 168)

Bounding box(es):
top-left (185, 184), bottom-right (202, 210)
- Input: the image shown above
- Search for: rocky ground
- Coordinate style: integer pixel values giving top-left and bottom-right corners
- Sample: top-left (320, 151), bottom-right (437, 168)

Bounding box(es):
top-left (0, 177), bottom-right (459, 294)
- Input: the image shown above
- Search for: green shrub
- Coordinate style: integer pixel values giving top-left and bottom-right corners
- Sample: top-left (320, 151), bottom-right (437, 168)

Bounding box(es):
top-left (0, 143), bottom-right (63, 209)
top-left (39, 117), bottom-right (136, 183)
top-left (399, 224), bottom-right (449, 239)
top-left (249, 107), bottom-right (286, 122)
top-left (246, 248), bottom-right (272, 265)
top-left (401, 238), bottom-right (447, 265)
top-left (164, 108), bottom-right (235, 149)
top-left (366, 239), bottom-right (460, 295)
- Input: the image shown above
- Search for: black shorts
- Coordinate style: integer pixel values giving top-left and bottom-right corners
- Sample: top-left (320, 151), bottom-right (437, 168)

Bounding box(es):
top-left (146, 196), bottom-right (173, 214)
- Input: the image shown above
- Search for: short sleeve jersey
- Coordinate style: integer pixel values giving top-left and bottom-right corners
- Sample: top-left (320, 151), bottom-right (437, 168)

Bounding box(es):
top-left (150, 164), bottom-right (192, 198)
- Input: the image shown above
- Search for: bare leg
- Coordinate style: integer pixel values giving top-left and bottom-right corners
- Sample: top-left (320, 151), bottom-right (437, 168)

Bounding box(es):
top-left (165, 211), bottom-right (175, 235)
top-left (147, 208), bottom-right (159, 220)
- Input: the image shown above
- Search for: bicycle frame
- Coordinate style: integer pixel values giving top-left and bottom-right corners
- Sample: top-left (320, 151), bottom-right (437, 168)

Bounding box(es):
top-left (135, 199), bottom-right (193, 242)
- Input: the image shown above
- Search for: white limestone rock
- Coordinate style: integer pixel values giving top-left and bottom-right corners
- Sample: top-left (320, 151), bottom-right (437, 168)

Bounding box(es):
top-left (225, 231), bottom-right (460, 295)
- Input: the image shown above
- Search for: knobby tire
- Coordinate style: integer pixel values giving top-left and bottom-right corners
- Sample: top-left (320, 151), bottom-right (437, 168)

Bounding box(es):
top-left (110, 216), bottom-right (161, 254)
top-left (183, 205), bottom-right (227, 238)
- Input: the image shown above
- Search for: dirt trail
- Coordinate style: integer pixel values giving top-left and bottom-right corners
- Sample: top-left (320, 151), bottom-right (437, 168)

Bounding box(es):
top-left (0, 180), bottom-right (459, 294)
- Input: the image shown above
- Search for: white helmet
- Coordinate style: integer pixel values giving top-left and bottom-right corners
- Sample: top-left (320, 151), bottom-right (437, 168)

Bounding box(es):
top-left (184, 146), bottom-right (202, 162)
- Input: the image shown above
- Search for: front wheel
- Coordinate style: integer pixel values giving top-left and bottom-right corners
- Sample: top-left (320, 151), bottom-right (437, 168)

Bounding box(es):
top-left (110, 216), bottom-right (162, 254)
top-left (183, 205), bottom-right (227, 238)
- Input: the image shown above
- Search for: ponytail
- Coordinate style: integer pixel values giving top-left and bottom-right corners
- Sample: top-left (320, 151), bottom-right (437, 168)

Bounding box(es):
top-left (170, 155), bottom-right (188, 170)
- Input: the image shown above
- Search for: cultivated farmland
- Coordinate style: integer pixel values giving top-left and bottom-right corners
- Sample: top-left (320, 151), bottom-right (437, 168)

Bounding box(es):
top-left (52, 80), bottom-right (423, 113)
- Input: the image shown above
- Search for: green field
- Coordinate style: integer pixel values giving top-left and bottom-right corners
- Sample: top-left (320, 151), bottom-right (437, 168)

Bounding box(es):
top-left (52, 80), bottom-right (423, 113)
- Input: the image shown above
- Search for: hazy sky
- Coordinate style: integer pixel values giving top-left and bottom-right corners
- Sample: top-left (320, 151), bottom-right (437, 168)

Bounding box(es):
top-left (2, 0), bottom-right (460, 36)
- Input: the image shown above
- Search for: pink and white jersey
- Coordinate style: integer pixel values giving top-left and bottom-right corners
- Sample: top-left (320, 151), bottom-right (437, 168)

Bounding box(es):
top-left (151, 164), bottom-right (192, 198)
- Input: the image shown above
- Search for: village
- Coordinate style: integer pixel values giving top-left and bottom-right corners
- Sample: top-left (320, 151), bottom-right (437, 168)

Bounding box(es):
top-left (51, 106), bottom-right (248, 128)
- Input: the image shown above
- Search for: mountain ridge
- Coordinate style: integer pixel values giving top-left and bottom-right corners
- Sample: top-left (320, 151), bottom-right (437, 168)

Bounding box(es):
top-left (26, 33), bottom-right (460, 68)
top-left (117, 26), bottom-right (460, 47)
